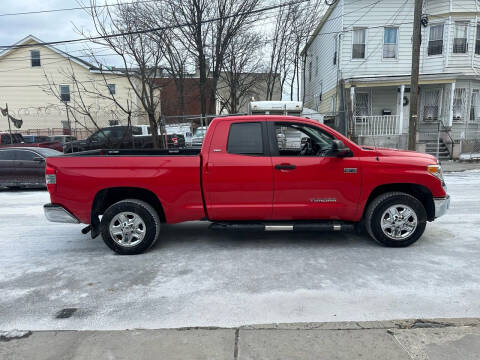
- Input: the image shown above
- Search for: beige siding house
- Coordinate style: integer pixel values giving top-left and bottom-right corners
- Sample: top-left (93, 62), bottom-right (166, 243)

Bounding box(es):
top-left (0, 35), bottom-right (146, 137)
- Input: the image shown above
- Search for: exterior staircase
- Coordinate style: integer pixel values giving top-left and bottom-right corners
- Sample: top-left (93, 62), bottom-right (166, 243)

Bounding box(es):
top-left (424, 139), bottom-right (451, 160)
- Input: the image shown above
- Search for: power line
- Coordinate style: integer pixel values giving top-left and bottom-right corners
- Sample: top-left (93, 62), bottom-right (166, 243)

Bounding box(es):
top-left (0, 0), bottom-right (312, 50)
top-left (0, 0), bottom-right (162, 17)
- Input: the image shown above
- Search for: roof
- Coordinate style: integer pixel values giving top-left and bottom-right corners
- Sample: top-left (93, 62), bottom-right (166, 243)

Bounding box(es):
top-left (0, 35), bottom-right (97, 70)
top-left (301, 2), bottom-right (338, 56)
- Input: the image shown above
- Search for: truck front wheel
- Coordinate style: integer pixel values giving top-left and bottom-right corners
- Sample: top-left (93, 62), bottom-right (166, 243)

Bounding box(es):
top-left (365, 192), bottom-right (427, 247)
top-left (100, 199), bottom-right (160, 255)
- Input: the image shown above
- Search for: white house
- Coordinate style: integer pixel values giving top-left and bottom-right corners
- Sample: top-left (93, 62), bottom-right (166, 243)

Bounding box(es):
top-left (302, 0), bottom-right (480, 158)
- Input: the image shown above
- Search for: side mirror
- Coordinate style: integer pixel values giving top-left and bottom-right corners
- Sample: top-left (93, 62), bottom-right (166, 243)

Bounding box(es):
top-left (33, 157), bottom-right (45, 163)
top-left (331, 140), bottom-right (353, 158)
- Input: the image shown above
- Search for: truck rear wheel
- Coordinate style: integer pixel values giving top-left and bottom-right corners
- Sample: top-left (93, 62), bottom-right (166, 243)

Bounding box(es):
top-left (100, 199), bottom-right (160, 255)
top-left (365, 192), bottom-right (427, 247)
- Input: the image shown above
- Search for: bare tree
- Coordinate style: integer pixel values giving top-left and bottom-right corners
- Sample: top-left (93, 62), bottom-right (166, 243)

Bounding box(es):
top-left (43, 60), bottom-right (136, 148)
top-left (217, 32), bottom-right (264, 113)
top-left (263, 0), bottom-right (324, 101)
top-left (74, 0), bottom-right (168, 148)
top-left (165, 0), bottom-right (261, 116)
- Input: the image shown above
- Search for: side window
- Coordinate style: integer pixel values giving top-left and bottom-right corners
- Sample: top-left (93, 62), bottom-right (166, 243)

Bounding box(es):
top-left (132, 127), bottom-right (143, 136)
top-left (274, 122), bottom-right (335, 157)
top-left (227, 122), bottom-right (264, 155)
top-left (0, 150), bottom-right (16, 160)
top-left (1, 134), bottom-right (12, 145)
top-left (16, 150), bottom-right (36, 161)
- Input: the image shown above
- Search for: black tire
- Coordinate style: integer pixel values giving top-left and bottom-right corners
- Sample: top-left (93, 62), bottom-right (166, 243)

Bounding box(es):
top-left (100, 199), bottom-right (160, 255)
top-left (365, 192), bottom-right (427, 247)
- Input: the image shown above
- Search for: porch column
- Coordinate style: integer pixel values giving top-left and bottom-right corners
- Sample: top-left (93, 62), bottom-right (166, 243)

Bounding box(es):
top-left (448, 82), bottom-right (456, 127)
top-left (399, 85), bottom-right (405, 134)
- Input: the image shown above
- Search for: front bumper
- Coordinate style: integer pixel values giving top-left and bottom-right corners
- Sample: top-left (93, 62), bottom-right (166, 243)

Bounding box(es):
top-left (44, 204), bottom-right (80, 224)
top-left (434, 195), bottom-right (450, 219)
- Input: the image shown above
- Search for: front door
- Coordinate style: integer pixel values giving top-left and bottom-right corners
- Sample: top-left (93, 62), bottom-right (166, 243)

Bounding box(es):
top-left (204, 121), bottom-right (273, 221)
top-left (269, 121), bottom-right (362, 221)
top-left (15, 149), bottom-right (45, 185)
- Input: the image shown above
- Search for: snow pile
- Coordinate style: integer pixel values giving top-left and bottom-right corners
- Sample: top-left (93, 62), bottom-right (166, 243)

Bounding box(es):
top-left (459, 153), bottom-right (480, 160)
top-left (0, 330), bottom-right (32, 341)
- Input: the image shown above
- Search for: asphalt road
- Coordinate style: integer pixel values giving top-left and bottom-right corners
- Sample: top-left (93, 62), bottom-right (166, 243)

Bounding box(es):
top-left (0, 171), bottom-right (479, 331)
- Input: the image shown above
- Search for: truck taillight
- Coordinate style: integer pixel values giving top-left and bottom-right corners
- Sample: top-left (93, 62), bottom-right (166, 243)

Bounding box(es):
top-left (45, 165), bottom-right (57, 192)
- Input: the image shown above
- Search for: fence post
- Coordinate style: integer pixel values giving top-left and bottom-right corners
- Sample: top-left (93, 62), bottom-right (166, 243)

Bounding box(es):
top-left (436, 122), bottom-right (440, 159)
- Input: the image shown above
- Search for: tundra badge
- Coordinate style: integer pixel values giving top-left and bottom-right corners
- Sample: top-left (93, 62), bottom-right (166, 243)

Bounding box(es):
top-left (344, 168), bottom-right (357, 174)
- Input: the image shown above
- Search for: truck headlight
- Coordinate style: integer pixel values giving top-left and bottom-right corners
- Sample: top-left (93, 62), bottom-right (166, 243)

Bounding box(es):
top-left (427, 164), bottom-right (445, 185)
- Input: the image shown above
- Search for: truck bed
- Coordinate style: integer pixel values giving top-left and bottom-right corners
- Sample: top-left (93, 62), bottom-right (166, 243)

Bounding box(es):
top-left (64, 148), bottom-right (201, 157)
top-left (46, 150), bottom-right (206, 225)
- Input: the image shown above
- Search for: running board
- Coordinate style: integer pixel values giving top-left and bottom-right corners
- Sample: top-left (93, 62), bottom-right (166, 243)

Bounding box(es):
top-left (209, 222), bottom-right (355, 232)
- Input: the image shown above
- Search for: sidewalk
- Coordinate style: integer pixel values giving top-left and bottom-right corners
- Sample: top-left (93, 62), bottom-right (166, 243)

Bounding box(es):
top-left (1, 318), bottom-right (479, 360)
top-left (441, 160), bottom-right (480, 173)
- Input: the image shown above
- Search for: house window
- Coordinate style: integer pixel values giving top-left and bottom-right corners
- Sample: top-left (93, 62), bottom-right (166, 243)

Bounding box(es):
top-left (309, 61), bottom-right (312, 82)
top-left (315, 56), bottom-right (319, 77)
top-left (470, 90), bottom-right (480, 121)
top-left (352, 28), bottom-right (366, 59)
top-left (383, 27), bottom-right (398, 59)
top-left (422, 89), bottom-right (441, 121)
top-left (453, 22), bottom-right (468, 54)
top-left (355, 92), bottom-right (370, 117)
top-left (30, 50), bottom-right (41, 67)
top-left (108, 84), bottom-right (116, 95)
top-left (476, 24), bottom-right (480, 55)
top-left (59, 85), bottom-right (70, 102)
top-left (453, 88), bottom-right (466, 122)
top-left (330, 96), bottom-right (335, 113)
top-left (428, 24), bottom-right (444, 56)
top-left (109, 120), bottom-right (120, 126)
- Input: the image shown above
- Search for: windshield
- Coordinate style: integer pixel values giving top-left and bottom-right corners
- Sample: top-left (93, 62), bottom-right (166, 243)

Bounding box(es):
top-left (34, 148), bottom-right (63, 157)
top-left (193, 128), bottom-right (206, 137)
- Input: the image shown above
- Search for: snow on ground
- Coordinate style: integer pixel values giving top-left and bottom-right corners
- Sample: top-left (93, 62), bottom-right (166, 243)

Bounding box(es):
top-left (0, 172), bottom-right (479, 331)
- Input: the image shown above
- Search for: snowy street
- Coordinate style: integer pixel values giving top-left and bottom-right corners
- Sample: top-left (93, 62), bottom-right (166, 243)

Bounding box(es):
top-left (0, 171), bottom-right (479, 331)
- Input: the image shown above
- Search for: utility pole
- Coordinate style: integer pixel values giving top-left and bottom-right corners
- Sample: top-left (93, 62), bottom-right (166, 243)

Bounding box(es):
top-left (409, 0), bottom-right (423, 151)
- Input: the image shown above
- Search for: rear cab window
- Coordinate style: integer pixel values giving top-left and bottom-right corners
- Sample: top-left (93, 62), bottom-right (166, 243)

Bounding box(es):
top-left (227, 122), bottom-right (265, 155)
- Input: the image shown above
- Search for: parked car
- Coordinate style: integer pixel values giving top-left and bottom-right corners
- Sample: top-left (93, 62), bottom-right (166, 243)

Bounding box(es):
top-left (64, 126), bottom-right (185, 153)
top-left (133, 125), bottom-right (186, 148)
top-left (191, 126), bottom-right (207, 147)
top-left (0, 147), bottom-right (62, 188)
top-left (0, 133), bottom-right (63, 152)
top-left (44, 115), bottom-right (449, 255)
top-left (48, 135), bottom-right (77, 145)
top-left (23, 135), bottom-right (52, 144)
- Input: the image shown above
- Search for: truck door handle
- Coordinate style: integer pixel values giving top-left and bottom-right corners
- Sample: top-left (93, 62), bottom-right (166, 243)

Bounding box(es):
top-left (275, 164), bottom-right (296, 171)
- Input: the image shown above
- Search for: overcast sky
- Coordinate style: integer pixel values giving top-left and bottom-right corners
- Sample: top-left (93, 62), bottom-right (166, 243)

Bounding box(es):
top-left (0, 0), bottom-right (122, 65)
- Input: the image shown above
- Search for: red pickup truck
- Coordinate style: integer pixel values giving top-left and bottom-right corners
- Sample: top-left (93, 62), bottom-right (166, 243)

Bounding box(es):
top-left (44, 116), bottom-right (449, 254)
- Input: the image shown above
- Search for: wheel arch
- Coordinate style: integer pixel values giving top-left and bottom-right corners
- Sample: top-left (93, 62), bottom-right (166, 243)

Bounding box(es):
top-left (363, 183), bottom-right (435, 222)
top-left (91, 187), bottom-right (166, 236)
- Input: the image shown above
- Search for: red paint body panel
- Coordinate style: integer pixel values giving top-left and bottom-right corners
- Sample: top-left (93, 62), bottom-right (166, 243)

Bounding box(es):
top-left (46, 115), bottom-right (447, 226)
top-left (48, 156), bottom-right (204, 224)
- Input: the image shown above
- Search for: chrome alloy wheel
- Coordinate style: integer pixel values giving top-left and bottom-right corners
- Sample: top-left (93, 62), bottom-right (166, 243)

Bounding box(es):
top-left (380, 205), bottom-right (418, 241)
top-left (109, 212), bottom-right (146, 247)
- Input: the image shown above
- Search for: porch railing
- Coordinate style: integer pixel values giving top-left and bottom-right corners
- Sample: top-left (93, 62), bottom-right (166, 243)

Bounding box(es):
top-left (354, 115), bottom-right (401, 136)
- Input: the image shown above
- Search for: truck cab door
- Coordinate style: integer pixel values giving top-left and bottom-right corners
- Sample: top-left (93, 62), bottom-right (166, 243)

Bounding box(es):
top-left (203, 121), bottom-right (274, 221)
top-left (269, 121), bottom-right (362, 221)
